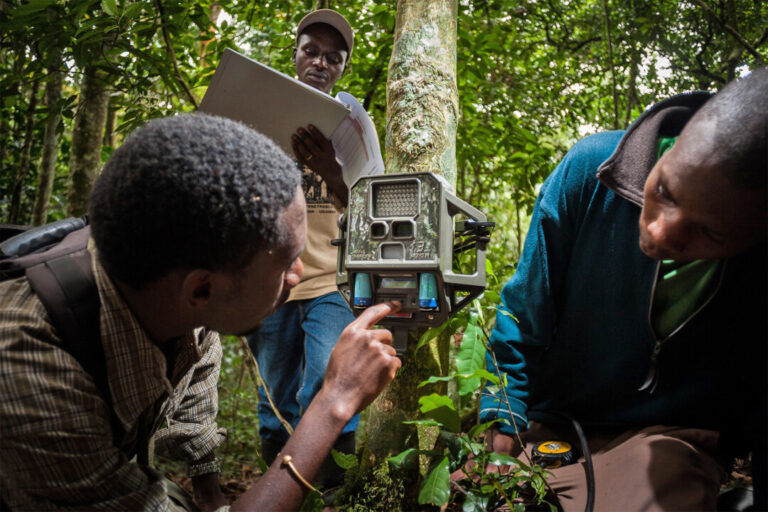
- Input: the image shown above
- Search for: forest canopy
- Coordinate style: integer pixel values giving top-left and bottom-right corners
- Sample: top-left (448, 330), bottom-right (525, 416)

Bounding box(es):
top-left (2, 0), bottom-right (765, 269)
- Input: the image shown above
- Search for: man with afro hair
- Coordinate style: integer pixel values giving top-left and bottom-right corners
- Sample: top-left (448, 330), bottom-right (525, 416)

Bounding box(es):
top-left (0, 113), bottom-right (401, 511)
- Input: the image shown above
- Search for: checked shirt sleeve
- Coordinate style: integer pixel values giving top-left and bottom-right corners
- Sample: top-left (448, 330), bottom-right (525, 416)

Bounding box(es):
top-left (154, 329), bottom-right (227, 464)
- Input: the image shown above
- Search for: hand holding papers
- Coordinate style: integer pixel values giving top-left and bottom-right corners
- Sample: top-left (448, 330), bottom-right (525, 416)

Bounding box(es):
top-left (199, 48), bottom-right (384, 183)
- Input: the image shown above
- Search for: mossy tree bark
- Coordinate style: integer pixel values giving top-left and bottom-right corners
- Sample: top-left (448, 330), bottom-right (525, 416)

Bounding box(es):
top-left (364, 0), bottom-right (458, 466)
top-left (66, 65), bottom-right (110, 217)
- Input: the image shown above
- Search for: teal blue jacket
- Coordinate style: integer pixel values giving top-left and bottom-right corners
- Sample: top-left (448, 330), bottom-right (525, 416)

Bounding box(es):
top-left (480, 93), bottom-right (766, 442)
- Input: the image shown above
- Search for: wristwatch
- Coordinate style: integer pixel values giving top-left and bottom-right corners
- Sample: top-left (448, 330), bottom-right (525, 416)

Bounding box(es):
top-left (188, 458), bottom-right (221, 477)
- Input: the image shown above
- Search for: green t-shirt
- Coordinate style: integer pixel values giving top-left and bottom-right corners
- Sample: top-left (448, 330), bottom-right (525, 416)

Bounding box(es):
top-left (650, 136), bottom-right (723, 339)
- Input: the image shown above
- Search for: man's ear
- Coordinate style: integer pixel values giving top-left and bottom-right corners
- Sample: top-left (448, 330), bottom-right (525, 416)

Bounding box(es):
top-left (181, 269), bottom-right (214, 310)
top-left (292, 47), bottom-right (297, 66)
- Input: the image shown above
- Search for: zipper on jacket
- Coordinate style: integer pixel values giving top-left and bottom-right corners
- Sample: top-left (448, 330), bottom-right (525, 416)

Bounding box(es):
top-left (638, 259), bottom-right (727, 393)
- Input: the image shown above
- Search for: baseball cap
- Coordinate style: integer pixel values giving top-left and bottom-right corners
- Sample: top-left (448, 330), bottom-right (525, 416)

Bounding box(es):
top-left (296, 9), bottom-right (354, 58)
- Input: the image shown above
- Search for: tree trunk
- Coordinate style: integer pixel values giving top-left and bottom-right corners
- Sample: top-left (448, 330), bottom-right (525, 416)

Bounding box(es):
top-left (32, 50), bottom-right (64, 226)
top-left (0, 41), bottom-right (25, 190)
top-left (102, 95), bottom-right (116, 149)
top-left (364, 0), bottom-right (458, 465)
top-left (7, 81), bottom-right (40, 225)
top-left (66, 65), bottom-right (110, 217)
top-left (624, 50), bottom-right (640, 128)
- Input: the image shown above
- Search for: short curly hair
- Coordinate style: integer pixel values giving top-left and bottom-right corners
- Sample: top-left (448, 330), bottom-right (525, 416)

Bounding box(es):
top-left (89, 113), bottom-right (301, 287)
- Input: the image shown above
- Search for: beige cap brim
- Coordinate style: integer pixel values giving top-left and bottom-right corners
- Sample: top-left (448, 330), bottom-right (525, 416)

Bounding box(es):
top-left (296, 9), bottom-right (354, 58)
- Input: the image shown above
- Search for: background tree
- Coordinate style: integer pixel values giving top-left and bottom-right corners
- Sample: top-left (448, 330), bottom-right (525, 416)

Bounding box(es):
top-left (360, 0), bottom-right (458, 502)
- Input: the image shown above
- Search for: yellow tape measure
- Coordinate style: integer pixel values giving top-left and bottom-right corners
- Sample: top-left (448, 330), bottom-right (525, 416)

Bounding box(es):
top-left (532, 440), bottom-right (576, 468)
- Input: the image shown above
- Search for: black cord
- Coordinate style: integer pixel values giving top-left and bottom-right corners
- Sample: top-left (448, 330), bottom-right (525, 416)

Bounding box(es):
top-left (551, 412), bottom-right (595, 512)
top-left (569, 417), bottom-right (595, 512)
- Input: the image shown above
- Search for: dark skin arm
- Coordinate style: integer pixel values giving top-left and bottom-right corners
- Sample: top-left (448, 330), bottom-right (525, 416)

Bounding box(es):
top-left (230, 302), bottom-right (402, 511)
top-left (190, 452), bottom-right (227, 512)
top-left (292, 124), bottom-right (348, 206)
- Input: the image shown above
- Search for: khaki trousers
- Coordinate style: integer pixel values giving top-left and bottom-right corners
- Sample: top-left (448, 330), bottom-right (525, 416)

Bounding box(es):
top-left (517, 423), bottom-right (724, 512)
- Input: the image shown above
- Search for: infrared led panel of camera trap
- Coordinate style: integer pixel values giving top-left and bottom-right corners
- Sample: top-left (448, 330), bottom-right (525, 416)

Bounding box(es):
top-left (372, 181), bottom-right (419, 217)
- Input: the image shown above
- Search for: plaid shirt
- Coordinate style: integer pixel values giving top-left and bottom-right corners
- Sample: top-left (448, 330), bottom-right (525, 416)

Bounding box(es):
top-left (0, 246), bottom-right (225, 510)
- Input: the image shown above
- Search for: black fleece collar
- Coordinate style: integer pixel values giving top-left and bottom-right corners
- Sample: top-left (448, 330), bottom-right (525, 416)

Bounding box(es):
top-left (596, 91), bottom-right (713, 206)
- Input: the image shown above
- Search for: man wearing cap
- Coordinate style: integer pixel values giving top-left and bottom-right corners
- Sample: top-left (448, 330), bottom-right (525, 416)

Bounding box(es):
top-left (247, 9), bottom-right (382, 486)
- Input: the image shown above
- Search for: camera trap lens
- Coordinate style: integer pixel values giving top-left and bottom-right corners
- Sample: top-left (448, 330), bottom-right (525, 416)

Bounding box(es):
top-left (392, 221), bottom-right (414, 239)
top-left (370, 222), bottom-right (388, 239)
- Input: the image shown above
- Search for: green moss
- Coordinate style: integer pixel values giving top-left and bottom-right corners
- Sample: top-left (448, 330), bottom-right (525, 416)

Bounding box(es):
top-left (337, 461), bottom-right (409, 511)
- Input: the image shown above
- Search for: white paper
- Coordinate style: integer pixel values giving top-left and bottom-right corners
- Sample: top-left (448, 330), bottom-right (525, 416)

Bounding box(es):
top-left (332, 92), bottom-right (385, 186)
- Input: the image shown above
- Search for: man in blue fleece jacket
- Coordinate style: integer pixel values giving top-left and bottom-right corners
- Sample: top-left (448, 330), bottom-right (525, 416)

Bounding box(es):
top-left (478, 69), bottom-right (767, 510)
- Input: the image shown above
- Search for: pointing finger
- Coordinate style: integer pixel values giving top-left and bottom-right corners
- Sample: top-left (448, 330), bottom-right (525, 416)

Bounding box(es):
top-left (352, 301), bottom-right (401, 330)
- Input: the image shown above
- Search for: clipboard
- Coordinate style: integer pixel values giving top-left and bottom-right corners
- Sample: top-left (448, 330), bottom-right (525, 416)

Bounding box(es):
top-left (199, 48), bottom-right (351, 155)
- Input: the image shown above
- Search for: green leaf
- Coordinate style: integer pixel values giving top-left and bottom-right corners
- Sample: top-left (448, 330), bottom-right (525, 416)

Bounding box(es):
top-left (101, 0), bottom-right (118, 17)
top-left (123, 2), bottom-right (142, 20)
top-left (418, 456), bottom-right (450, 506)
top-left (419, 393), bottom-right (456, 413)
top-left (414, 323), bottom-right (448, 353)
top-left (487, 452), bottom-right (518, 467)
top-left (467, 419), bottom-right (503, 439)
top-left (419, 394), bottom-right (460, 432)
top-left (497, 306), bottom-right (518, 322)
top-left (330, 449), bottom-right (357, 470)
top-left (425, 406), bottom-right (461, 433)
top-left (457, 313), bottom-right (485, 395)
top-left (417, 374), bottom-right (454, 388)
top-left (462, 492), bottom-right (490, 512)
top-left (458, 368), bottom-right (499, 386)
top-left (388, 447), bottom-right (418, 468)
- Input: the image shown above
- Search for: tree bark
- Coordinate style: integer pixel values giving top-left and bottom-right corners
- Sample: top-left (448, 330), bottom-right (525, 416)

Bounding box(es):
top-left (624, 50), bottom-right (640, 128)
top-left (102, 95), bottom-right (116, 149)
top-left (384, 0), bottom-right (458, 183)
top-left (365, 0), bottom-right (458, 465)
top-left (66, 65), bottom-right (110, 217)
top-left (7, 81), bottom-right (40, 225)
top-left (0, 41), bottom-right (24, 189)
top-left (32, 50), bottom-right (64, 226)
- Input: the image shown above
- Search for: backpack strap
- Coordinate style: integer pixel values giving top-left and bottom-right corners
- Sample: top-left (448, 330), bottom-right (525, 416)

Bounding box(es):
top-left (27, 251), bottom-right (105, 394)
top-left (24, 230), bottom-right (126, 442)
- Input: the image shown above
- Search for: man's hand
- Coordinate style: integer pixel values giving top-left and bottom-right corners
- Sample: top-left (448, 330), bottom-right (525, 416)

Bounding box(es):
top-left (450, 428), bottom-right (517, 482)
top-left (485, 428), bottom-right (516, 475)
top-left (192, 472), bottom-right (227, 512)
top-left (291, 124), bottom-right (348, 205)
top-left (230, 302), bottom-right (402, 512)
top-left (322, 301), bottom-right (402, 420)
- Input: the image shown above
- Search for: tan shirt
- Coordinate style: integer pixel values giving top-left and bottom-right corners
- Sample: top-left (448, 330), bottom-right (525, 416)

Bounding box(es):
top-left (289, 165), bottom-right (343, 301)
top-left (0, 247), bottom-right (225, 510)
